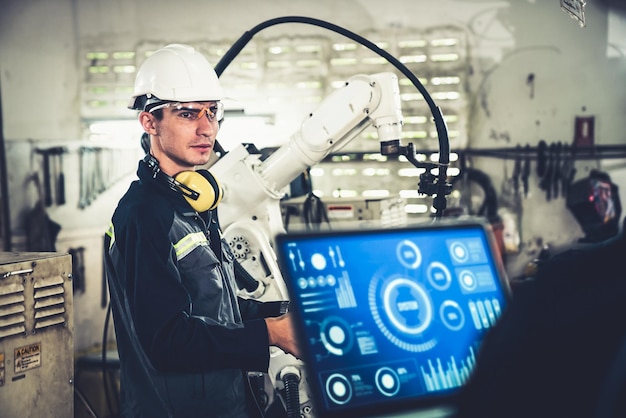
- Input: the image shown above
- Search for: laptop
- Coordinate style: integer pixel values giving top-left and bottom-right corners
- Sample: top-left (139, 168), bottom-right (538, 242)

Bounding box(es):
top-left (274, 219), bottom-right (511, 418)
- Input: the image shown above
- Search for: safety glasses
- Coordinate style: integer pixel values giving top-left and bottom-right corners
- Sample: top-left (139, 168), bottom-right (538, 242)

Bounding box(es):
top-left (149, 101), bottom-right (224, 122)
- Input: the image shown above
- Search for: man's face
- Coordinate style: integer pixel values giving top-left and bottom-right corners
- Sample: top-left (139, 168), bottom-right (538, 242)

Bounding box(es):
top-left (141, 101), bottom-right (222, 174)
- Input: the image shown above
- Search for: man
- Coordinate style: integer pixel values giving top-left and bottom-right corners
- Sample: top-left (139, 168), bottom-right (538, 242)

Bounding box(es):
top-left (104, 44), bottom-right (300, 418)
top-left (453, 217), bottom-right (626, 418)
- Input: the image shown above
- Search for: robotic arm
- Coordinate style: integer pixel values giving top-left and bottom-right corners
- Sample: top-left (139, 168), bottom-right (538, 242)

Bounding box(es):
top-left (256, 72), bottom-right (402, 194)
top-left (214, 71), bottom-right (402, 227)
top-left (211, 15), bottom-right (450, 302)
top-left (210, 71), bottom-right (403, 301)
top-left (209, 71), bottom-right (402, 418)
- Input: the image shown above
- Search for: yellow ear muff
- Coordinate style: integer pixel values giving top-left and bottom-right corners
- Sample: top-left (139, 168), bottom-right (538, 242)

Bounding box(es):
top-left (174, 170), bottom-right (223, 212)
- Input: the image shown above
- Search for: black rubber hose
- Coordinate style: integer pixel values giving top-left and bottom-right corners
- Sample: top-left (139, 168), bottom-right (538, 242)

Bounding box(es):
top-left (213, 16), bottom-right (450, 215)
top-left (282, 372), bottom-right (301, 418)
top-left (214, 16), bottom-right (448, 162)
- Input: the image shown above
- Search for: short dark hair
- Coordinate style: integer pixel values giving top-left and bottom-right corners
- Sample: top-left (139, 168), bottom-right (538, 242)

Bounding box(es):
top-left (148, 108), bottom-right (164, 120)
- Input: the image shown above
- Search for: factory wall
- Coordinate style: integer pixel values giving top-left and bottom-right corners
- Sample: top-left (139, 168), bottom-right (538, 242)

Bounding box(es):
top-left (1, 0), bottom-right (625, 355)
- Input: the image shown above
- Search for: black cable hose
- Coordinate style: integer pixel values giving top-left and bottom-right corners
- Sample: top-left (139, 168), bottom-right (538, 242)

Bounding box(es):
top-left (214, 16), bottom-right (450, 214)
top-left (101, 234), bottom-right (119, 417)
top-left (282, 372), bottom-right (301, 418)
top-left (450, 167), bottom-right (499, 222)
top-left (102, 301), bottom-right (119, 417)
top-left (74, 385), bottom-right (100, 418)
top-left (302, 192), bottom-right (330, 230)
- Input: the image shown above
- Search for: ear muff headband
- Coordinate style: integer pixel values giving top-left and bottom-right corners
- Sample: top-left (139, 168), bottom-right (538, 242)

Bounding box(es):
top-left (174, 170), bottom-right (222, 212)
top-left (143, 154), bottom-right (222, 212)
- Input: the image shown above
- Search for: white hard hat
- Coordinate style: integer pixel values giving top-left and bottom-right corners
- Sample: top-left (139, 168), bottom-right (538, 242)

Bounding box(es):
top-left (128, 44), bottom-right (224, 110)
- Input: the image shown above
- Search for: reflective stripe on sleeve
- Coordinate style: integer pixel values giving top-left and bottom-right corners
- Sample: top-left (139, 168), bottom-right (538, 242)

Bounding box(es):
top-left (174, 231), bottom-right (209, 260)
top-left (106, 222), bottom-right (115, 249)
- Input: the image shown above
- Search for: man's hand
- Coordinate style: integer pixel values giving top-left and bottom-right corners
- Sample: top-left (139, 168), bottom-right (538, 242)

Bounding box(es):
top-left (265, 312), bottom-right (301, 359)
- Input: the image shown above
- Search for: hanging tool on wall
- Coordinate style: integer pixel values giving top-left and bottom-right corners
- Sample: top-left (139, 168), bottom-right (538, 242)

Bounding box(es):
top-left (522, 144), bottom-right (531, 197)
top-left (536, 140), bottom-right (548, 178)
top-left (78, 146), bottom-right (138, 209)
top-left (35, 146), bottom-right (67, 207)
top-left (24, 173), bottom-right (61, 251)
top-left (37, 147), bottom-right (53, 206)
top-left (551, 142), bottom-right (562, 199)
top-left (540, 142), bottom-right (556, 200)
top-left (512, 145), bottom-right (522, 198)
top-left (56, 148), bottom-right (66, 205)
top-left (68, 246), bottom-right (86, 294)
top-left (79, 146), bottom-right (102, 209)
top-left (560, 143), bottom-right (577, 198)
top-left (78, 147), bottom-right (89, 208)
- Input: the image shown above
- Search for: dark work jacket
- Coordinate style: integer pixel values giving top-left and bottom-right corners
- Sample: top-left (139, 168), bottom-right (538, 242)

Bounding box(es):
top-left (453, 221), bottom-right (626, 418)
top-left (104, 160), bottom-right (284, 418)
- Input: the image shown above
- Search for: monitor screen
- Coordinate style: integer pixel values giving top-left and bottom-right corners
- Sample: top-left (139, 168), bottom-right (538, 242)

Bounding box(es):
top-left (275, 220), bottom-right (510, 418)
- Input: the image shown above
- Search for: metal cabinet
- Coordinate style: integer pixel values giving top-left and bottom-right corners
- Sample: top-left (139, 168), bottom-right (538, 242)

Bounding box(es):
top-left (0, 252), bottom-right (74, 418)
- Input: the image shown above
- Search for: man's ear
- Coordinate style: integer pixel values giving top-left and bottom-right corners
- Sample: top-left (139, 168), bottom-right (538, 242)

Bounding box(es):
top-left (139, 111), bottom-right (157, 135)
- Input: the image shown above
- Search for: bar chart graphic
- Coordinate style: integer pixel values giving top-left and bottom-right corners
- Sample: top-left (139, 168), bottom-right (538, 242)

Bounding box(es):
top-left (420, 346), bottom-right (477, 392)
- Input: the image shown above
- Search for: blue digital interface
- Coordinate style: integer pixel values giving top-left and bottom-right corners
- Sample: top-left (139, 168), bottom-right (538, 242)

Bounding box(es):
top-left (277, 223), bottom-right (509, 416)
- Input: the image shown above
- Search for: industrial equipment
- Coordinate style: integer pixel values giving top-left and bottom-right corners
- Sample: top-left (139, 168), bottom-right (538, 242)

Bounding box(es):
top-left (212, 71), bottom-right (404, 294)
top-left (210, 16), bottom-right (452, 418)
top-left (210, 71), bottom-right (406, 416)
top-left (0, 251), bottom-right (74, 418)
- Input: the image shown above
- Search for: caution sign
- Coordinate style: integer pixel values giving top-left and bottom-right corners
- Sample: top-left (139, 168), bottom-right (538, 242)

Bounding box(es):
top-left (14, 342), bottom-right (41, 374)
top-left (0, 352), bottom-right (5, 386)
